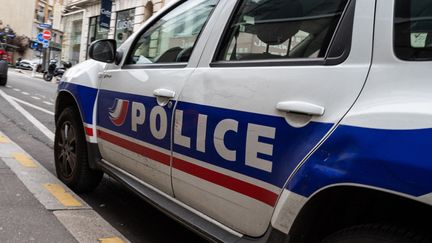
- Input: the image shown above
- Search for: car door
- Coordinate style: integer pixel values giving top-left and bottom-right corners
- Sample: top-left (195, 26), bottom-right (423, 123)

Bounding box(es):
top-left (95, 0), bottom-right (220, 196)
top-left (171, 0), bottom-right (376, 237)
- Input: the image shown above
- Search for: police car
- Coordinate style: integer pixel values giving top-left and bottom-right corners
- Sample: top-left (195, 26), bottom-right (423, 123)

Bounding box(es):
top-left (54, 0), bottom-right (432, 242)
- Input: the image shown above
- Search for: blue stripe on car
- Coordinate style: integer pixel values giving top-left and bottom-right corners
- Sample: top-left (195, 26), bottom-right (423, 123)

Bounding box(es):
top-left (288, 125), bottom-right (432, 197)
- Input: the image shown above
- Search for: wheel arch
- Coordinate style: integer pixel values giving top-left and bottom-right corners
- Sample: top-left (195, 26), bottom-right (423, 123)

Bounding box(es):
top-left (55, 90), bottom-right (101, 169)
top-left (287, 185), bottom-right (432, 242)
top-left (55, 90), bottom-right (83, 124)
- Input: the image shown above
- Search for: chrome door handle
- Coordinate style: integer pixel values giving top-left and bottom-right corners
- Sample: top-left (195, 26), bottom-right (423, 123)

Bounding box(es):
top-left (276, 101), bottom-right (325, 116)
top-left (153, 89), bottom-right (175, 99)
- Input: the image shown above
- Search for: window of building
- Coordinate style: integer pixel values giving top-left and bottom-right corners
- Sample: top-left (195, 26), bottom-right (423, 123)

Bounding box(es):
top-left (126, 0), bottom-right (218, 65)
top-left (394, 0), bottom-right (432, 61)
top-left (48, 9), bottom-right (53, 25)
top-left (88, 16), bottom-right (109, 46)
top-left (115, 9), bottom-right (135, 46)
top-left (216, 0), bottom-right (349, 62)
top-left (70, 19), bottom-right (82, 65)
top-left (36, 4), bottom-right (46, 23)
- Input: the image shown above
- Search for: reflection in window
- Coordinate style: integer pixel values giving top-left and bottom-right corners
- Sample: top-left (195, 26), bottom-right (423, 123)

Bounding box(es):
top-left (127, 0), bottom-right (218, 65)
top-left (394, 0), bottom-right (432, 60)
top-left (218, 0), bottom-right (349, 61)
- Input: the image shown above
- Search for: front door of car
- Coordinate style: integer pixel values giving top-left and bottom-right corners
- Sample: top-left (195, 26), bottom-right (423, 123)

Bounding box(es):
top-left (95, 0), bottom-right (220, 195)
top-left (171, 0), bottom-right (376, 237)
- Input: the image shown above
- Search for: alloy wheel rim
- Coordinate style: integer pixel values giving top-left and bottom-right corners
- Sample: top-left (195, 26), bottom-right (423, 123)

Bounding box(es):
top-left (57, 122), bottom-right (77, 178)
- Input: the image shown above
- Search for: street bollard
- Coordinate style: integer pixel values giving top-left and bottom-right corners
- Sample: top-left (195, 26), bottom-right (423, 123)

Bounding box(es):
top-left (31, 64), bottom-right (36, 78)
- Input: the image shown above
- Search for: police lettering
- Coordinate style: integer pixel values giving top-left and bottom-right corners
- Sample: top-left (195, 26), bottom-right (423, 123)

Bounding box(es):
top-left (129, 103), bottom-right (276, 172)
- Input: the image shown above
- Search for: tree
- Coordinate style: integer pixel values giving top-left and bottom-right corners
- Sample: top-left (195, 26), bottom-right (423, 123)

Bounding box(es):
top-left (10, 35), bottom-right (30, 56)
top-left (0, 25), bottom-right (30, 56)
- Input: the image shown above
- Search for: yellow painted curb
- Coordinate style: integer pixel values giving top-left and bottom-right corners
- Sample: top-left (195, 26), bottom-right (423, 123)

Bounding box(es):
top-left (0, 135), bottom-right (9, 143)
top-left (12, 153), bottom-right (37, 168)
top-left (98, 237), bottom-right (125, 243)
top-left (43, 183), bottom-right (82, 207)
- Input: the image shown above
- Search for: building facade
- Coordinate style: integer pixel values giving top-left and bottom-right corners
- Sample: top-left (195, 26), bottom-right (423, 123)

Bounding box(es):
top-left (0, 0), bottom-right (64, 62)
top-left (61, 0), bottom-right (170, 64)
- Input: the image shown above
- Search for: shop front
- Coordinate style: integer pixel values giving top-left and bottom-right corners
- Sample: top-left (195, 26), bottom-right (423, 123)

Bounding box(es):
top-left (115, 8), bottom-right (135, 46)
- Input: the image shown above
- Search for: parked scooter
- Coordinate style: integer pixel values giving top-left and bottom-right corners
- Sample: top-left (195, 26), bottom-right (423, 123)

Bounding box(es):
top-left (43, 60), bottom-right (72, 81)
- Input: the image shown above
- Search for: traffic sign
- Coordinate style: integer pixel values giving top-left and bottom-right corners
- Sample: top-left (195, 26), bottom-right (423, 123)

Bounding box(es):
top-left (42, 30), bottom-right (51, 41)
top-left (37, 33), bottom-right (44, 43)
top-left (38, 23), bottom-right (52, 29)
top-left (43, 41), bottom-right (49, 48)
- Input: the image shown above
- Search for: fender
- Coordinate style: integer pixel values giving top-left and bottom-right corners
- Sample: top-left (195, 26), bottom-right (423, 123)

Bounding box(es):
top-left (56, 60), bottom-right (106, 169)
top-left (270, 122), bottom-right (432, 234)
top-left (57, 60), bottom-right (105, 141)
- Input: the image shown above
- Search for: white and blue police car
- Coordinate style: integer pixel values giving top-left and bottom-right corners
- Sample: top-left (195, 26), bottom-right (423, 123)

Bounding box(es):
top-left (54, 0), bottom-right (432, 242)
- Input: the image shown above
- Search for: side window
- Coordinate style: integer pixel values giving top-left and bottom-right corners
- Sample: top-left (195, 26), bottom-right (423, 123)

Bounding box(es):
top-left (217, 0), bottom-right (350, 61)
top-left (126, 0), bottom-right (218, 65)
top-left (394, 0), bottom-right (432, 61)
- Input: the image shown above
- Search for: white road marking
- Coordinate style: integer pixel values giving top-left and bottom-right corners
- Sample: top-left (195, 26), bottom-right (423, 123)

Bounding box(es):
top-left (31, 96), bottom-right (41, 100)
top-left (43, 101), bottom-right (54, 106)
top-left (0, 90), bottom-right (54, 141)
top-left (36, 94), bottom-right (46, 99)
top-left (13, 88), bottom-right (20, 92)
top-left (22, 92), bottom-right (29, 95)
top-left (10, 96), bottom-right (54, 116)
top-left (6, 85), bottom-right (11, 88)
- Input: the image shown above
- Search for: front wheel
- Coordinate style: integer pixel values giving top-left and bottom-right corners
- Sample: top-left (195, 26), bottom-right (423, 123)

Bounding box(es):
top-left (54, 107), bottom-right (103, 192)
top-left (43, 72), bottom-right (53, 81)
top-left (322, 224), bottom-right (430, 243)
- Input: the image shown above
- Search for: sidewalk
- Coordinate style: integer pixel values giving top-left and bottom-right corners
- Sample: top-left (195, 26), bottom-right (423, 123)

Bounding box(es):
top-left (0, 132), bottom-right (128, 243)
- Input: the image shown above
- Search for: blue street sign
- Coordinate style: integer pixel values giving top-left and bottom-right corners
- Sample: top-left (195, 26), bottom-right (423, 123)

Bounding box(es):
top-left (38, 23), bottom-right (52, 29)
top-left (43, 41), bottom-right (49, 48)
top-left (31, 41), bottom-right (39, 50)
top-left (37, 33), bottom-right (44, 43)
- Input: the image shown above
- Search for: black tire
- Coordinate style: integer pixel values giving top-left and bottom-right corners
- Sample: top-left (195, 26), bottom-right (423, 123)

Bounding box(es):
top-left (43, 72), bottom-right (53, 81)
top-left (323, 224), bottom-right (430, 243)
top-left (0, 76), bottom-right (7, 86)
top-left (0, 61), bottom-right (8, 86)
top-left (54, 107), bottom-right (103, 192)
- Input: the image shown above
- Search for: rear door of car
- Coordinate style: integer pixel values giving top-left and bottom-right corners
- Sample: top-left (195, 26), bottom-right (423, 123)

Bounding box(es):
top-left (95, 0), bottom-right (221, 196)
top-left (171, 0), bottom-right (376, 236)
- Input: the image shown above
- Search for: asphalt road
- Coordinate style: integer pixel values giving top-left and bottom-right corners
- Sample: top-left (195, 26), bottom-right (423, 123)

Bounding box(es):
top-left (0, 70), bottom-right (206, 243)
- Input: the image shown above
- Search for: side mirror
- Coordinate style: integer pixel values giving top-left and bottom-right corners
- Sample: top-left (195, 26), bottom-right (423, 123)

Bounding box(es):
top-left (89, 39), bottom-right (117, 63)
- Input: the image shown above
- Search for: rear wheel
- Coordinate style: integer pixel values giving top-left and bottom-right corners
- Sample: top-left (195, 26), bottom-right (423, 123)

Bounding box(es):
top-left (54, 107), bottom-right (103, 192)
top-left (0, 76), bottom-right (7, 86)
top-left (322, 224), bottom-right (430, 243)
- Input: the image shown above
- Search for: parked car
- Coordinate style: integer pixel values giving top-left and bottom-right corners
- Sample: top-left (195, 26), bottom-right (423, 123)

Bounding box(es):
top-left (16, 59), bottom-right (43, 72)
top-left (0, 60), bottom-right (7, 85)
top-left (54, 0), bottom-right (432, 242)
